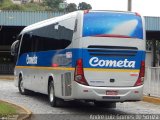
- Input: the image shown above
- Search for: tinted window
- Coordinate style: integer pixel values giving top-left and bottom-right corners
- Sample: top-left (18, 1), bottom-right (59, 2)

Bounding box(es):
top-left (83, 12), bottom-right (143, 39)
top-left (20, 17), bottom-right (75, 55)
top-left (20, 34), bottom-right (33, 55)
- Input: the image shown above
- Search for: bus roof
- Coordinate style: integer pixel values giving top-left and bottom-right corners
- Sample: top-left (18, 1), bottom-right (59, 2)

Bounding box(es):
top-left (20, 11), bottom-right (79, 35)
top-left (20, 10), bottom-right (139, 35)
top-left (89, 10), bottom-right (136, 14)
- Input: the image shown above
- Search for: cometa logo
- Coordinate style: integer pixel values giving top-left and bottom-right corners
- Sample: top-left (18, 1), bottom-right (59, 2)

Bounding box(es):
top-left (89, 57), bottom-right (135, 68)
top-left (26, 54), bottom-right (38, 65)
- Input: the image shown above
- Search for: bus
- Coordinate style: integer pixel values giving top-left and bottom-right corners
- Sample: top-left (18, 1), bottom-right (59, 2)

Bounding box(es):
top-left (11, 10), bottom-right (145, 108)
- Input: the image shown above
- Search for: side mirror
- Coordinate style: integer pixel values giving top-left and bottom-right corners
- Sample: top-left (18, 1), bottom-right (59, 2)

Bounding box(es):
top-left (11, 40), bottom-right (19, 56)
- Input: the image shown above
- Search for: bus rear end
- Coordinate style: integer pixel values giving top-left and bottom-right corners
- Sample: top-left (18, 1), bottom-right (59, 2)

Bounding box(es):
top-left (72, 11), bottom-right (145, 103)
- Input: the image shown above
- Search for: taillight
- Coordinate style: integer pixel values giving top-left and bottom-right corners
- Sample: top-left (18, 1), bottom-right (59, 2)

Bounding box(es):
top-left (84, 10), bottom-right (89, 14)
top-left (134, 61), bottom-right (145, 86)
top-left (135, 12), bottom-right (141, 17)
top-left (52, 63), bottom-right (59, 67)
top-left (74, 59), bottom-right (88, 85)
top-left (140, 61), bottom-right (145, 77)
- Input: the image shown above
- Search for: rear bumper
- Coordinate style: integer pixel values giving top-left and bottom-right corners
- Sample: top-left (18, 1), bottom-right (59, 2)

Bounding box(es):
top-left (72, 82), bottom-right (143, 102)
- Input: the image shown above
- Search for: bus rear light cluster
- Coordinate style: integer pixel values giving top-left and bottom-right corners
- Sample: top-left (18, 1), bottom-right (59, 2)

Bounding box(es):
top-left (52, 63), bottom-right (59, 67)
top-left (84, 10), bottom-right (90, 14)
top-left (74, 59), bottom-right (88, 86)
top-left (135, 12), bottom-right (141, 17)
top-left (134, 61), bottom-right (145, 86)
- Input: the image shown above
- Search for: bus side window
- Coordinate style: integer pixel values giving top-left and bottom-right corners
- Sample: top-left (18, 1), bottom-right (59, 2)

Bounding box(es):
top-left (58, 17), bottom-right (75, 46)
top-left (20, 34), bottom-right (30, 55)
top-left (31, 17), bottom-right (76, 52)
top-left (19, 17), bottom-right (76, 54)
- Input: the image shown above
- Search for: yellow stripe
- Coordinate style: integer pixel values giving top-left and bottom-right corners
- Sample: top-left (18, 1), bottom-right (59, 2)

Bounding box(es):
top-left (15, 66), bottom-right (139, 72)
top-left (15, 66), bottom-right (74, 71)
top-left (84, 68), bottom-right (139, 72)
top-left (143, 96), bottom-right (160, 105)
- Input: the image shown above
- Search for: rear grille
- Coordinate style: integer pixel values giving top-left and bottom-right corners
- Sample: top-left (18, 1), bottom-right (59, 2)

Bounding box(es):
top-left (88, 45), bottom-right (138, 57)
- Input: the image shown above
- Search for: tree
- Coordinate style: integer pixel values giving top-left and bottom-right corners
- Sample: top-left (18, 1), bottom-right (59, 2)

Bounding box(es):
top-left (0, 0), bottom-right (3, 3)
top-left (43, 0), bottom-right (65, 10)
top-left (66, 3), bottom-right (77, 12)
top-left (78, 2), bottom-right (92, 10)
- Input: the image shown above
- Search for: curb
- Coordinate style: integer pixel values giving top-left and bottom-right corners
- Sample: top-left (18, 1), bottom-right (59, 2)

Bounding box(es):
top-left (143, 96), bottom-right (160, 104)
top-left (0, 100), bottom-right (32, 120)
top-left (0, 76), bottom-right (14, 80)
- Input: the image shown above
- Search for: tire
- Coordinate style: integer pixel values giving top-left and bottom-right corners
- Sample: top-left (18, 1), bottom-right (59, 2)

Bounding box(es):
top-left (48, 81), bottom-right (58, 107)
top-left (18, 75), bottom-right (28, 95)
top-left (94, 101), bottom-right (116, 108)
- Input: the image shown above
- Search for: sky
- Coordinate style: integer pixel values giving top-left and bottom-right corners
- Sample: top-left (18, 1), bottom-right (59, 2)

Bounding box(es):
top-left (66, 0), bottom-right (160, 17)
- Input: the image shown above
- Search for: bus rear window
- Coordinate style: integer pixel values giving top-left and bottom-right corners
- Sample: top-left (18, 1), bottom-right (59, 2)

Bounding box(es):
top-left (83, 12), bottom-right (143, 39)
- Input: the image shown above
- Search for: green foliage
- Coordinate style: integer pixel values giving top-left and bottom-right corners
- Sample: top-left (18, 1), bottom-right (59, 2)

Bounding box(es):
top-left (0, 0), bottom-right (3, 4)
top-left (0, 0), bottom-right (50, 11)
top-left (0, 102), bottom-right (16, 117)
top-left (66, 3), bottom-right (77, 12)
top-left (43, 0), bottom-right (65, 10)
top-left (22, 3), bottom-right (50, 11)
top-left (78, 2), bottom-right (92, 10)
top-left (0, 0), bottom-right (92, 12)
top-left (0, 0), bottom-right (12, 8)
top-left (2, 4), bottom-right (25, 10)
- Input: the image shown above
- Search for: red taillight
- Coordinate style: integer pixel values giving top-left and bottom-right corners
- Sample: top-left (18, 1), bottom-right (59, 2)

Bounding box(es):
top-left (134, 61), bottom-right (145, 86)
top-left (95, 34), bottom-right (131, 38)
top-left (74, 59), bottom-right (88, 86)
top-left (135, 12), bottom-right (141, 17)
top-left (52, 63), bottom-right (59, 67)
top-left (76, 59), bottom-right (83, 74)
top-left (140, 61), bottom-right (145, 77)
top-left (84, 10), bottom-right (89, 14)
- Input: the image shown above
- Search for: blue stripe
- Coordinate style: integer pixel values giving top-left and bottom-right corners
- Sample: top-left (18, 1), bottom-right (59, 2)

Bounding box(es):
top-left (17, 48), bottom-right (145, 70)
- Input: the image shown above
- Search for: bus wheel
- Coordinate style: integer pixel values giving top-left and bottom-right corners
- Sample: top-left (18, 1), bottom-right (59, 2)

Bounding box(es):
top-left (18, 76), bottom-right (28, 95)
top-left (94, 101), bottom-right (116, 108)
top-left (48, 81), bottom-right (58, 107)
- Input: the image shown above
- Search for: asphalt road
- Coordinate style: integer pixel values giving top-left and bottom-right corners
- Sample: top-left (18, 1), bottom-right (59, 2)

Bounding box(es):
top-left (0, 80), bottom-right (160, 120)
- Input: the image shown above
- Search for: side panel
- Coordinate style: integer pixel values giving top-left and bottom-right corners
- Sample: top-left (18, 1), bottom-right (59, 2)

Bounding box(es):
top-left (16, 48), bottom-right (74, 94)
top-left (15, 13), bottom-right (78, 97)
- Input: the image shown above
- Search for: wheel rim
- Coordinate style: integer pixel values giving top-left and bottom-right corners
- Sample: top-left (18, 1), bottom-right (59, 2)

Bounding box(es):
top-left (20, 80), bottom-right (25, 93)
top-left (49, 85), bottom-right (54, 102)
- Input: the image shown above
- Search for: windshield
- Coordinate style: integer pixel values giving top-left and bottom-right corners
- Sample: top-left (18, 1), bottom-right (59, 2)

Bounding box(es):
top-left (83, 12), bottom-right (143, 39)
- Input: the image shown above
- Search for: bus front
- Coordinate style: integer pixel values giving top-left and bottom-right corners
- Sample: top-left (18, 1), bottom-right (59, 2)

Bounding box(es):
top-left (73, 11), bottom-right (145, 103)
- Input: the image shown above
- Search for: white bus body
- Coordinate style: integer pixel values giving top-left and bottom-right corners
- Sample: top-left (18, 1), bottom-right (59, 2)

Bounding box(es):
top-left (12, 10), bottom-right (146, 107)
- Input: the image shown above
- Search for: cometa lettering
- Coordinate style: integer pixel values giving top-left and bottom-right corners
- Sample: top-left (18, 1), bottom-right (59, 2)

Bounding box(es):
top-left (89, 57), bottom-right (135, 68)
top-left (26, 54), bottom-right (38, 64)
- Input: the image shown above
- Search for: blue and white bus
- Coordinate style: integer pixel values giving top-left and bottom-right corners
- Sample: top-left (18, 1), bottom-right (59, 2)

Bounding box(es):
top-left (11, 10), bottom-right (145, 107)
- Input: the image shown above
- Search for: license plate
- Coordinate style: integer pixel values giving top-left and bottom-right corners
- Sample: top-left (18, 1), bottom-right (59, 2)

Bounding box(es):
top-left (106, 90), bottom-right (118, 95)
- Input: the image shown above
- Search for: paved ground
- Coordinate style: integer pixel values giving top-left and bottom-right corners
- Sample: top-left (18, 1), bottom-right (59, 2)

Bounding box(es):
top-left (0, 80), bottom-right (160, 120)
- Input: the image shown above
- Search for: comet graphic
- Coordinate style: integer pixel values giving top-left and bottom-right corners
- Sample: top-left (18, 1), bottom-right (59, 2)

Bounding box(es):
top-left (108, 20), bottom-right (138, 36)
